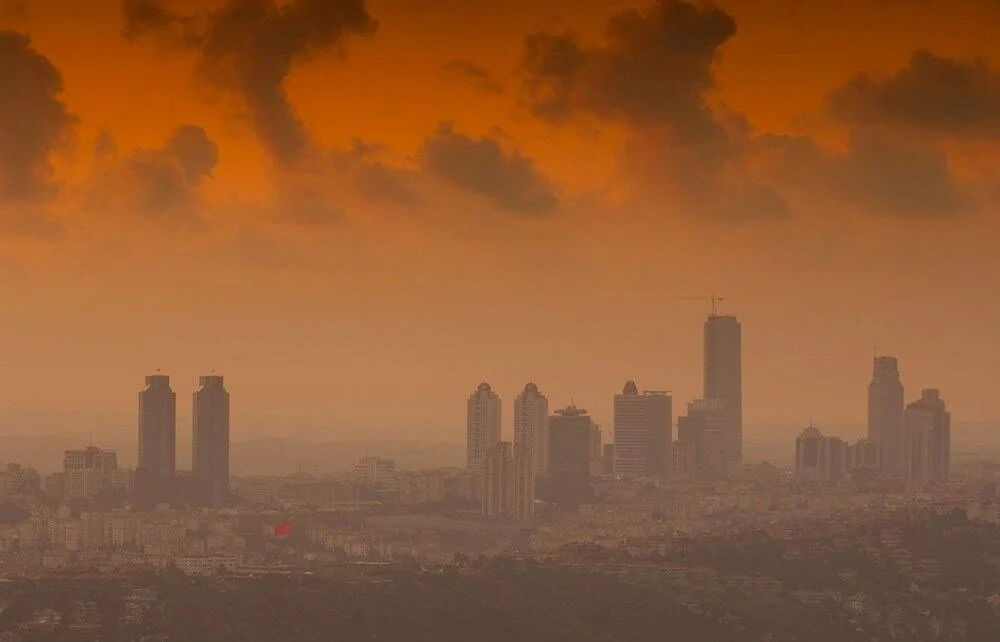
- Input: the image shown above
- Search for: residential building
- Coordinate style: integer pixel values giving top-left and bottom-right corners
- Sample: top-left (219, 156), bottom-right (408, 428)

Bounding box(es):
top-left (513, 382), bottom-right (548, 474)
top-left (467, 382), bottom-right (501, 477)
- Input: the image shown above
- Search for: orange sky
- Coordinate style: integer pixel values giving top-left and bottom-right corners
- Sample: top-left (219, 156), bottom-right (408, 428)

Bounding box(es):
top-left (1, 0), bottom-right (999, 444)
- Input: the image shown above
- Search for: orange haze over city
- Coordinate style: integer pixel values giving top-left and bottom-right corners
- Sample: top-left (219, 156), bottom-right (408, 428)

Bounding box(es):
top-left (1, 0), bottom-right (999, 442)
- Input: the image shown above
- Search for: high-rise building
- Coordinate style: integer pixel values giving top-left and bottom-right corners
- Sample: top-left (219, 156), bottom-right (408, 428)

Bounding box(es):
top-left (826, 436), bottom-right (849, 482)
top-left (704, 314), bottom-right (742, 468)
top-left (677, 399), bottom-right (727, 480)
top-left (643, 391), bottom-right (672, 476)
top-left (546, 405), bottom-right (593, 507)
top-left (62, 446), bottom-right (119, 499)
top-left (590, 423), bottom-right (603, 476)
top-left (467, 382), bottom-right (501, 477)
top-left (903, 389), bottom-right (951, 484)
top-left (193, 374), bottom-right (230, 507)
top-left (601, 444), bottom-right (615, 476)
top-left (138, 373), bottom-right (176, 499)
top-left (671, 440), bottom-right (695, 479)
top-left (868, 356), bottom-right (904, 475)
top-left (795, 425), bottom-right (828, 481)
top-left (353, 457), bottom-right (399, 496)
top-left (483, 441), bottom-right (534, 521)
top-left (513, 383), bottom-right (548, 473)
top-left (613, 382), bottom-right (672, 478)
top-left (848, 438), bottom-right (883, 485)
top-left (794, 427), bottom-right (849, 482)
top-left (63, 446), bottom-right (118, 473)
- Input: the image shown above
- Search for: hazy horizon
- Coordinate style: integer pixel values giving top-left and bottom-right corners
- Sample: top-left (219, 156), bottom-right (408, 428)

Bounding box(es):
top-left (3, 0), bottom-right (1000, 442)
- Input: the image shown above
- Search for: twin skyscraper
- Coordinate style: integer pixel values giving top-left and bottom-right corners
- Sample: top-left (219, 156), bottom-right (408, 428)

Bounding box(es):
top-left (138, 373), bottom-right (231, 506)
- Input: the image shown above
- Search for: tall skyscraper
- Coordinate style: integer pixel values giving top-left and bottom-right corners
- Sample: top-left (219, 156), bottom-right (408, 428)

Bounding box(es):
top-left (613, 382), bottom-right (672, 478)
top-left (193, 375), bottom-right (230, 507)
top-left (513, 382), bottom-right (549, 474)
top-left (704, 313), bottom-right (742, 469)
top-left (546, 405), bottom-right (593, 507)
top-left (138, 373), bottom-right (176, 498)
top-left (483, 441), bottom-right (535, 521)
top-left (868, 356), bottom-right (904, 475)
top-left (903, 389), bottom-right (951, 484)
top-left (467, 382), bottom-right (501, 477)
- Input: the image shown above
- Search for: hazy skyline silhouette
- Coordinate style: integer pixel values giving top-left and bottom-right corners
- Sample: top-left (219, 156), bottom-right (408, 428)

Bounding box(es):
top-left (2, 0), bottom-right (999, 442)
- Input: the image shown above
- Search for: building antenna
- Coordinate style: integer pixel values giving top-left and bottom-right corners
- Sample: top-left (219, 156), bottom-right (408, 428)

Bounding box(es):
top-left (669, 295), bottom-right (725, 316)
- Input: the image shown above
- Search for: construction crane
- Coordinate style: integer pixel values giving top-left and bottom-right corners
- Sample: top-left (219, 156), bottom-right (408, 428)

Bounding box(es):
top-left (670, 295), bottom-right (725, 316)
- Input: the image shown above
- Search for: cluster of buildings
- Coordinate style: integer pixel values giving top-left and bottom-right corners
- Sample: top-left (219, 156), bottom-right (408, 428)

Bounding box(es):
top-left (795, 357), bottom-right (952, 486)
top-left (466, 311), bottom-right (743, 520)
top-left (8, 374), bottom-right (235, 507)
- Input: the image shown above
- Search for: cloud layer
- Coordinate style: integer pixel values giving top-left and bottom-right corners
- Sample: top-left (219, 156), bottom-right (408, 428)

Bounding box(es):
top-left (88, 124), bottom-right (219, 225)
top-left (0, 30), bottom-right (76, 202)
top-left (830, 50), bottom-right (1000, 138)
top-left (421, 123), bottom-right (559, 217)
top-left (123, 0), bottom-right (377, 165)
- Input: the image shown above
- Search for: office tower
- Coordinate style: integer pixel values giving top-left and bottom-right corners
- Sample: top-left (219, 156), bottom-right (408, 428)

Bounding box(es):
top-left (514, 382), bottom-right (549, 473)
top-left (590, 423), bottom-right (603, 476)
top-left (546, 405), bottom-right (594, 507)
top-left (795, 425), bottom-right (828, 481)
top-left (643, 391), bottom-right (672, 476)
top-left (467, 382), bottom-right (502, 477)
top-left (677, 399), bottom-right (727, 481)
top-left (483, 441), bottom-right (535, 521)
top-left (903, 389), bottom-right (951, 484)
top-left (138, 373), bottom-right (176, 499)
top-left (848, 439), bottom-right (883, 485)
top-left (613, 382), bottom-right (673, 477)
top-left (671, 440), bottom-right (695, 479)
top-left (62, 446), bottom-right (118, 499)
top-left (868, 356), bottom-right (904, 475)
top-left (849, 439), bottom-right (882, 470)
top-left (353, 457), bottom-right (399, 496)
top-left (704, 313), bottom-right (742, 468)
top-left (193, 374), bottom-right (230, 507)
top-left (826, 436), bottom-right (848, 482)
top-left (512, 441), bottom-right (535, 520)
top-left (63, 446), bottom-right (118, 473)
top-left (601, 444), bottom-right (615, 476)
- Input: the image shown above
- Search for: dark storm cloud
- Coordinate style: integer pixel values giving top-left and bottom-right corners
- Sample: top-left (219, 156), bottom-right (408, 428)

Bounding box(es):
top-left (167, 125), bottom-right (219, 184)
top-left (0, 30), bottom-right (76, 202)
top-left (90, 124), bottom-right (219, 225)
top-left (517, 1), bottom-right (784, 221)
top-left (759, 131), bottom-right (964, 219)
top-left (520, 0), bottom-right (735, 134)
top-left (330, 139), bottom-right (421, 209)
top-left (519, 31), bottom-right (586, 121)
top-left (123, 0), bottom-right (377, 165)
top-left (840, 132), bottom-right (964, 218)
top-left (442, 59), bottom-right (503, 94)
top-left (420, 123), bottom-right (558, 217)
top-left (830, 50), bottom-right (1000, 136)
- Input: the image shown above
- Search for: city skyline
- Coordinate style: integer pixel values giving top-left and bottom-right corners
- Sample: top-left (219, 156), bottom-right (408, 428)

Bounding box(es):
top-left (1, 2), bottom-right (999, 637)
top-left (3, 1), bottom-right (1000, 439)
